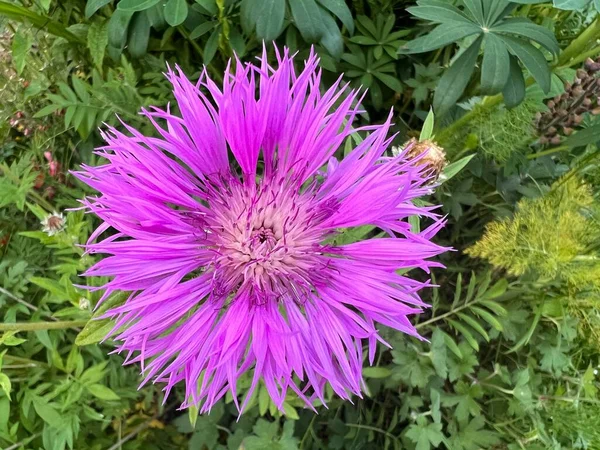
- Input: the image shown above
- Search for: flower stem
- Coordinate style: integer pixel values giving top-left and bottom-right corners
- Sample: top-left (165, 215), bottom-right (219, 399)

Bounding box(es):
top-left (527, 145), bottom-right (570, 159)
top-left (558, 18), bottom-right (600, 67)
top-left (0, 320), bottom-right (87, 332)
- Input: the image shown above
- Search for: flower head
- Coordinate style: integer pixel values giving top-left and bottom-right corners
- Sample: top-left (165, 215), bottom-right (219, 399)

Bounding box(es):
top-left (74, 47), bottom-right (447, 414)
top-left (41, 211), bottom-right (65, 236)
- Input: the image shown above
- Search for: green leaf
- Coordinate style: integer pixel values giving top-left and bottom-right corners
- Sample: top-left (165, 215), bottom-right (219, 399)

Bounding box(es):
top-left (85, 0), bottom-right (113, 18)
top-left (402, 23), bottom-right (481, 54)
top-left (190, 21), bottom-right (215, 39)
top-left (290, 0), bottom-right (324, 42)
top-left (107, 9), bottom-right (133, 49)
top-left (564, 123), bottom-right (600, 148)
top-left (499, 35), bottom-right (551, 93)
top-left (471, 306), bottom-right (503, 331)
top-left (363, 367), bottom-right (392, 378)
top-left (0, 373), bottom-right (11, 400)
top-left (462, 0), bottom-right (485, 25)
top-left (75, 319), bottom-right (114, 346)
top-left (33, 398), bottom-right (62, 428)
top-left (373, 72), bottom-right (403, 92)
top-left (407, 2), bottom-right (473, 25)
top-left (87, 383), bottom-right (120, 401)
top-left (492, 19), bottom-right (559, 55)
top-left (406, 416), bottom-right (445, 450)
top-left (203, 27), bottom-right (220, 65)
top-left (448, 319), bottom-right (479, 351)
top-left (128, 10), bottom-right (151, 57)
top-left (317, 0), bottom-right (354, 34)
top-left (433, 36), bottom-right (482, 116)
top-left (255, 0), bottom-right (285, 40)
top-left (441, 331), bottom-right (463, 359)
top-left (486, 0), bottom-right (512, 25)
top-left (440, 154), bottom-right (474, 182)
top-left (164, 0), bottom-right (188, 26)
top-left (502, 55), bottom-right (526, 107)
top-left (480, 33), bottom-right (510, 94)
top-left (456, 313), bottom-right (489, 342)
top-left (87, 20), bottom-right (109, 69)
top-left (553, 0), bottom-right (591, 10)
top-left (319, 7), bottom-right (344, 58)
top-left (11, 31), bottom-right (32, 75)
top-left (117, 0), bottom-right (161, 12)
top-left (419, 108), bottom-right (435, 141)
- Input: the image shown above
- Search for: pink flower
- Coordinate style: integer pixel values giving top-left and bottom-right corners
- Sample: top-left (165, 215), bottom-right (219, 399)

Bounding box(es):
top-left (74, 46), bottom-right (447, 414)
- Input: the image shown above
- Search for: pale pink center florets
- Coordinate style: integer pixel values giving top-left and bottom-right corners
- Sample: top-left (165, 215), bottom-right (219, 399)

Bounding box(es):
top-left (204, 176), bottom-right (333, 302)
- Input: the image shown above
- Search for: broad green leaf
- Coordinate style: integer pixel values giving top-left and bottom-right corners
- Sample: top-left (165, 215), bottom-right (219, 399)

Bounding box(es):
top-left (290, 0), bottom-right (324, 42)
top-left (317, 0), bottom-right (354, 34)
top-left (33, 398), bottom-right (62, 428)
top-left (117, 0), bottom-right (161, 12)
top-left (75, 319), bottom-right (114, 346)
top-left (433, 36), bottom-right (482, 116)
top-left (87, 20), bottom-right (108, 69)
top-left (11, 31), bottom-right (31, 75)
top-left (440, 154), bottom-right (475, 182)
top-left (491, 19), bottom-right (560, 55)
top-left (462, 0), bottom-right (485, 25)
top-left (564, 123), bottom-right (600, 147)
top-left (164, 0), bottom-right (188, 26)
top-left (419, 108), bottom-right (435, 141)
top-left (319, 7), bottom-right (344, 58)
top-left (500, 35), bottom-right (551, 93)
top-left (127, 10), bottom-right (151, 57)
top-left (553, 0), bottom-right (591, 9)
top-left (402, 23), bottom-right (481, 54)
top-left (255, 0), bottom-right (285, 40)
top-left (85, 0), bottom-right (112, 18)
top-left (502, 55), bottom-right (526, 107)
top-left (107, 9), bottom-right (133, 49)
top-left (190, 21), bottom-right (216, 39)
top-left (87, 384), bottom-right (120, 400)
top-left (481, 33), bottom-right (510, 94)
top-left (407, 2), bottom-right (473, 25)
top-left (240, 0), bottom-right (261, 32)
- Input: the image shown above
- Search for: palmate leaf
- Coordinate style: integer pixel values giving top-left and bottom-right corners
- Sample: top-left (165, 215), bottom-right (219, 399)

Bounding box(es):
top-left (499, 35), bottom-right (551, 93)
top-left (402, 23), bottom-right (481, 54)
top-left (492, 18), bottom-right (560, 55)
top-left (407, 1), bottom-right (473, 25)
top-left (502, 55), bottom-right (526, 107)
top-left (480, 33), bottom-right (510, 94)
top-left (433, 36), bottom-right (482, 116)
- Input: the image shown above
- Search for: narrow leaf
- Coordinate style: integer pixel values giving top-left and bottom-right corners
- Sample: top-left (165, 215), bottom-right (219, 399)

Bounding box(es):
top-left (500, 35), bottom-right (551, 93)
top-left (502, 55), bottom-right (526, 107)
top-left (85, 0), bottom-right (112, 18)
top-left (117, 0), bottom-right (161, 12)
top-left (492, 19), bottom-right (560, 55)
top-left (290, 0), bottom-right (324, 42)
top-left (255, 0), bottom-right (285, 40)
top-left (317, 0), bottom-right (354, 34)
top-left (480, 33), bottom-right (510, 94)
top-left (407, 3), bottom-right (473, 25)
top-left (402, 23), bottom-right (481, 54)
top-left (419, 108), bottom-right (435, 141)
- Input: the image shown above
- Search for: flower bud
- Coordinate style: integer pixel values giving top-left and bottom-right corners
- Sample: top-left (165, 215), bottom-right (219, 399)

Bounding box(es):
top-left (405, 138), bottom-right (446, 179)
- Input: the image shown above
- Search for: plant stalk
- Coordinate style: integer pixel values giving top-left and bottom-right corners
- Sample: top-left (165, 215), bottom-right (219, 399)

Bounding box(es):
top-left (558, 18), bottom-right (600, 67)
top-left (0, 320), bottom-right (87, 332)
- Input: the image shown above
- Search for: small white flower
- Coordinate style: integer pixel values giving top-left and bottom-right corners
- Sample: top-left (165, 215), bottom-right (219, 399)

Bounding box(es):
top-left (41, 211), bottom-right (65, 236)
top-left (594, 369), bottom-right (598, 376)
top-left (78, 298), bottom-right (91, 310)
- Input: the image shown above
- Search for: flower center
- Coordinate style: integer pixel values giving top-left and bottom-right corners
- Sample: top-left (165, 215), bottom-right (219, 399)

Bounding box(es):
top-left (202, 176), bottom-right (334, 302)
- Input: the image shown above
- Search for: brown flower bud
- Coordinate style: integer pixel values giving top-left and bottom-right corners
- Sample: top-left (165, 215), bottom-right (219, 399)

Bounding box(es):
top-left (547, 126), bottom-right (557, 135)
top-left (547, 100), bottom-right (555, 109)
top-left (550, 135), bottom-right (562, 145)
top-left (583, 97), bottom-right (593, 107)
top-left (572, 86), bottom-right (584, 96)
top-left (563, 127), bottom-right (574, 136)
top-left (585, 58), bottom-right (596, 70)
top-left (405, 138), bottom-right (446, 179)
top-left (573, 114), bottom-right (583, 124)
top-left (577, 69), bottom-right (587, 79)
top-left (539, 136), bottom-right (549, 145)
top-left (591, 107), bottom-right (600, 115)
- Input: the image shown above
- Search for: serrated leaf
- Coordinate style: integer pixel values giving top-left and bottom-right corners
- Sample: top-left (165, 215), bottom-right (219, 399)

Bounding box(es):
top-left (402, 23), bottom-right (481, 54)
top-left (433, 36), bottom-right (482, 116)
top-left (117, 0), bottom-right (161, 12)
top-left (87, 20), bottom-right (109, 69)
top-left (317, 0), bottom-right (354, 34)
top-left (492, 19), bottom-right (559, 55)
top-left (502, 55), bottom-right (526, 107)
top-left (85, 0), bottom-right (113, 18)
top-left (11, 31), bottom-right (32, 75)
top-left (164, 0), bottom-right (188, 26)
top-left (290, 0), bottom-right (324, 42)
top-left (480, 33), bottom-right (510, 94)
top-left (499, 35), bottom-right (551, 93)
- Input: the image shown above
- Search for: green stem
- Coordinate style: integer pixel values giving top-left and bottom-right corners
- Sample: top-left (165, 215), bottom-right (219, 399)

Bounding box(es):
top-left (558, 18), bottom-right (600, 67)
top-left (0, 320), bottom-right (87, 332)
top-left (527, 145), bottom-right (570, 159)
top-left (559, 44), bottom-right (600, 69)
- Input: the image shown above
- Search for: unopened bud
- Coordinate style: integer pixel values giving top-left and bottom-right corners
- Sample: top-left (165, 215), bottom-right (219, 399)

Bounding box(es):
top-left (583, 98), bottom-right (593, 107)
top-left (547, 126), bottom-right (557, 135)
top-left (585, 58), bottom-right (596, 70)
top-left (573, 114), bottom-right (583, 125)
top-left (405, 138), bottom-right (446, 179)
top-left (79, 298), bottom-right (91, 310)
top-left (547, 100), bottom-right (555, 109)
top-left (550, 135), bottom-right (562, 145)
top-left (563, 127), bottom-right (574, 136)
top-left (591, 107), bottom-right (600, 115)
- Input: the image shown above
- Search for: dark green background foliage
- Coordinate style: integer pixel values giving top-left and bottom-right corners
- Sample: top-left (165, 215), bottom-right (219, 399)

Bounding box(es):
top-left (1, 0), bottom-right (600, 449)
